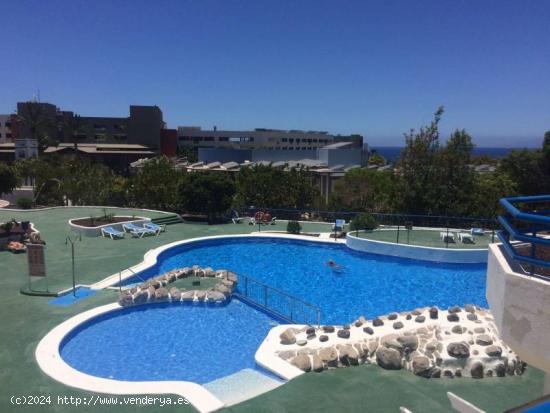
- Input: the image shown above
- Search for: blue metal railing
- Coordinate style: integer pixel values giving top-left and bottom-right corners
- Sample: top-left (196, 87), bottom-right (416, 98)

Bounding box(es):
top-left (235, 273), bottom-right (321, 327)
top-left (497, 195), bottom-right (550, 278)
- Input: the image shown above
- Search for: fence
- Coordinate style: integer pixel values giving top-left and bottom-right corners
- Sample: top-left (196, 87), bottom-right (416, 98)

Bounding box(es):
top-left (235, 273), bottom-right (321, 327)
top-left (238, 206), bottom-right (498, 246)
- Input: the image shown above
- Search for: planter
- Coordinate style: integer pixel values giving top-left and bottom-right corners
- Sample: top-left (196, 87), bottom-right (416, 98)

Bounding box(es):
top-left (69, 216), bottom-right (152, 237)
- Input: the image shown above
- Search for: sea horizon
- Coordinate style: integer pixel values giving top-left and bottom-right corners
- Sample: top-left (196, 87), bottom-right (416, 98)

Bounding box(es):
top-left (371, 146), bottom-right (534, 163)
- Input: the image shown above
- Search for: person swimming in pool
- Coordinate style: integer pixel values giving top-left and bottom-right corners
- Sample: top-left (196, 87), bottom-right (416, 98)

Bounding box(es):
top-left (326, 258), bottom-right (343, 271)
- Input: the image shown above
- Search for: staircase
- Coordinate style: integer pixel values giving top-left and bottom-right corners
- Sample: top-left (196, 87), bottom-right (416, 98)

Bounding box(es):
top-left (151, 214), bottom-right (183, 226)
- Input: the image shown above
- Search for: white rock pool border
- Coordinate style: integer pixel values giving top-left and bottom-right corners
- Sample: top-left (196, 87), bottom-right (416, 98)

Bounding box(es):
top-left (35, 302), bottom-right (225, 413)
top-left (255, 306), bottom-right (524, 381)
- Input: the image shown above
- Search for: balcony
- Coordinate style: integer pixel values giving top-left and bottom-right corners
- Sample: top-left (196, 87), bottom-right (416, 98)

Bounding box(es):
top-left (486, 195), bottom-right (550, 374)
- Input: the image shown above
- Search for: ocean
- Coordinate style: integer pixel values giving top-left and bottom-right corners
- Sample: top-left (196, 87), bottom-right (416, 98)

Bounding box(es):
top-left (371, 146), bottom-right (518, 163)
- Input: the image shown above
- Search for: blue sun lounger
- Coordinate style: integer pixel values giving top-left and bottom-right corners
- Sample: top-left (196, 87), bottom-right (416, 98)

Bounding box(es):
top-left (101, 226), bottom-right (125, 240)
top-left (122, 223), bottom-right (156, 238)
top-left (144, 222), bottom-right (165, 235)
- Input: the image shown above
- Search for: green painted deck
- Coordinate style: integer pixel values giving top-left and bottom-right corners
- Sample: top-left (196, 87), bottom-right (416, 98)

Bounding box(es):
top-left (355, 228), bottom-right (495, 249)
top-left (0, 207), bottom-right (544, 413)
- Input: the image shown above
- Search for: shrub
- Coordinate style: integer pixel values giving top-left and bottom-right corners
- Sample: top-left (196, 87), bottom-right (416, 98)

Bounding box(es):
top-left (287, 220), bottom-right (302, 234)
top-left (350, 213), bottom-right (378, 231)
top-left (16, 197), bottom-right (33, 209)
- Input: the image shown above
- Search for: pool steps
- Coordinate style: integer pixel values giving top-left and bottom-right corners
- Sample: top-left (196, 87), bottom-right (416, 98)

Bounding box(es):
top-left (203, 368), bottom-right (284, 407)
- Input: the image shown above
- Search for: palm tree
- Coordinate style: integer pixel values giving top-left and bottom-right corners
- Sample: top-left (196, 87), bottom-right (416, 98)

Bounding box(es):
top-left (16, 102), bottom-right (55, 153)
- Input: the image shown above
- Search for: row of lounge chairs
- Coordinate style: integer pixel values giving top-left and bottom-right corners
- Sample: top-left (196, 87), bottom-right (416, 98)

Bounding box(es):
top-left (440, 228), bottom-right (485, 244)
top-left (101, 222), bottom-right (165, 240)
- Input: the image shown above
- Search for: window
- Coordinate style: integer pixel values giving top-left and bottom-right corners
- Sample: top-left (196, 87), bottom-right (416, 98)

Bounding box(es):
top-left (203, 137), bottom-right (214, 141)
top-left (6, 133), bottom-right (12, 138)
top-left (218, 137), bottom-right (229, 141)
top-left (114, 134), bottom-right (127, 140)
top-left (296, 138), bottom-right (300, 143)
top-left (179, 136), bottom-right (190, 141)
top-left (289, 138), bottom-right (294, 143)
top-left (281, 138), bottom-right (288, 142)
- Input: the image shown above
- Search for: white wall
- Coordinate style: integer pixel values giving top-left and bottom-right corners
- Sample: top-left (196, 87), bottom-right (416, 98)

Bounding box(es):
top-left (346, 232), bottom-right (488, 264)
top-left (486, 244), bottom-right (550, 373)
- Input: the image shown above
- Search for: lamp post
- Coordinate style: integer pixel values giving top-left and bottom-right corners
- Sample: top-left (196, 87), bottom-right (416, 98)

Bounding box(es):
top-left (65, 234), bottom-right (82, 297)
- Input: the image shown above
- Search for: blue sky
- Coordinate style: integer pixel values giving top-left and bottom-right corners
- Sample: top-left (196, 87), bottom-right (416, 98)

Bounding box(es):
top-left (1, 0), bottom-right (549, 147)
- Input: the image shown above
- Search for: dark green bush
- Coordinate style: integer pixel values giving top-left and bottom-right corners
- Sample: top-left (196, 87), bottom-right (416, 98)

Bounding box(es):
top-left (350, 213), bottom-right (378, 231)
top-left (16, 197), bottom-right (33, 209)
top-left (286, 220), bottom-right (302, 234)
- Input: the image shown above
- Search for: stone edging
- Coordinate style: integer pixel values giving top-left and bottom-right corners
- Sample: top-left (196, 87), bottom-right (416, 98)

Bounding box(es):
top-left (118, 266), bottom-right (238, 306)
top-left (35, 303), bottom-right (224, 413)
top-left (256, 306), bottom-right (524, 380)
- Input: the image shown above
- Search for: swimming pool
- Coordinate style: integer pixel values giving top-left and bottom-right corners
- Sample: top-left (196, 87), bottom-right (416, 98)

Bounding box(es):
top-left (124, 236), bottom-right (488, 324)
top-left (60, 299), bottom-right (279, 383)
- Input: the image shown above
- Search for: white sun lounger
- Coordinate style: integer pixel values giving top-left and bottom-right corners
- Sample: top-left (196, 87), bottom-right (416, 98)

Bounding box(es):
top-left (440, 232), bottom-right (455, 243)
top-left (122, 223), bottom-right (156, 238)
top-left (144, 222), bottom-right (165, 235)
top-left (101, 226), bottom-right (124, 240)
top-left (458, 232), bottom-right (475, 244)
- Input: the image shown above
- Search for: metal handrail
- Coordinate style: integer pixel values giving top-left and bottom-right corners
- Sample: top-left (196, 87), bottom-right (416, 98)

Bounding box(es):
top-left (498, 195), bottom-right (550, 278)
top-left (118, 267), bottom-right (147, 292)
top-left (236, 273), bottom-right (321, 327)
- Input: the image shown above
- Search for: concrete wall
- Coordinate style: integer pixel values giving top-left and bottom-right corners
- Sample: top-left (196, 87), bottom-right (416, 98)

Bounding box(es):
top-left (251, 149), bottom-right (318, 162)
top-left (318, 147), bottom-right (363, 166)
top-left (346, 231), bottom-right (488, 264)
top-left (69, 216), bottom-right (151, 237)
top-left (128, 105), bottom-right (163, 147)
top-left (198, 148), bottom-right (252, 163)
top-left (486, 244), bottom-right (550, 373)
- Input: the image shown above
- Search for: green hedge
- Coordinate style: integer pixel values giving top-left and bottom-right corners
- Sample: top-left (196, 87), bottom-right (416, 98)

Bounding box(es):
top-left (286, 220), bottom-right (302, 234)
top-left (350, 213), bottom-right (379, 231)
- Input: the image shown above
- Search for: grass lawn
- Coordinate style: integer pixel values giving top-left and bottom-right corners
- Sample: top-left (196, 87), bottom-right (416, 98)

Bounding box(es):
top-left (0, 207), bottom-right (544, 413)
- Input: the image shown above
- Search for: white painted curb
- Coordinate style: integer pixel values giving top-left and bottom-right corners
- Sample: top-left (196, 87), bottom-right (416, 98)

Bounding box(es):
top-left (35, 302), bottom-right (224, 413)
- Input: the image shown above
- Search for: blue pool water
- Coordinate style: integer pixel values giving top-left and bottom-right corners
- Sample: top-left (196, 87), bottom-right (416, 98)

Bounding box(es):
top-left (127, 237), bottom-right (488, 324)
top-left (60, 300), bottom-right (279, 383)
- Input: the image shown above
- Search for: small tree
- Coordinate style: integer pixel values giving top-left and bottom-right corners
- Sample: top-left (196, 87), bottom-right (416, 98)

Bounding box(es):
top-left (286, 220), bottom-right (302, 234)
top-left (0, 163), bottom-right (18, 195)
top-left (179, 172), bottom-right (235, 223)
top-left (350, 213), bottom-right (379, 231)
top-left (129, 157), bottom-right (181, 211)
top-left (16, 197), bottom-right (33, 209)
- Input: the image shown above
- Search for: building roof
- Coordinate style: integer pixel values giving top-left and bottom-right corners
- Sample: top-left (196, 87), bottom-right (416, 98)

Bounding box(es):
top-left (321, 141), bottom-right (354, 149)
top-left (44, 143), bottom-right (155, 155)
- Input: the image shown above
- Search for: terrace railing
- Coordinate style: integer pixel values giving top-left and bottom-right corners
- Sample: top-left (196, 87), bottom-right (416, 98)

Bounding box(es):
top-left (235, 273), bottom-right (321, 327)
top-left (497, 195), bottom-right (550, 280)
top-left (239, 206), bottom-right (498, 247)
